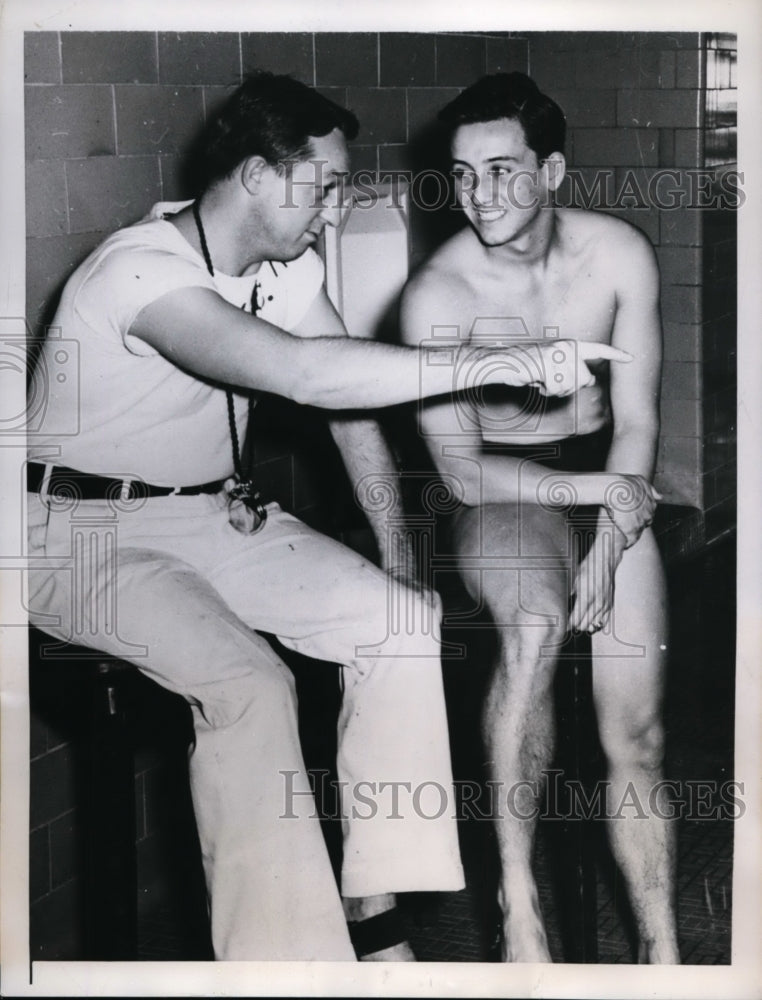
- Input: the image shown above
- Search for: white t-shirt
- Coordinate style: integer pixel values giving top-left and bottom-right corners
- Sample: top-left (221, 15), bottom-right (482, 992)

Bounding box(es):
top-left (30, 201), bottom-right (325, 486)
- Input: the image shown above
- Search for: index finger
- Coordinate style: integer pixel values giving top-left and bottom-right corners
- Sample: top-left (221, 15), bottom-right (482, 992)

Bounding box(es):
top-left (577, 342), bottom-right (634, 364)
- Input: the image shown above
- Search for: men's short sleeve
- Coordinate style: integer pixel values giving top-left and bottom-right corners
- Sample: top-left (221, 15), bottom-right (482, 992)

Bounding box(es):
top-left (72, 234), bottom-right (216, 357)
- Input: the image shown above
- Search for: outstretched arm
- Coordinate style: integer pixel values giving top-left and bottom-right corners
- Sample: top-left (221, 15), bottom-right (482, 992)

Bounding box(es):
top-left (129, 283), bottom-right (631, 412)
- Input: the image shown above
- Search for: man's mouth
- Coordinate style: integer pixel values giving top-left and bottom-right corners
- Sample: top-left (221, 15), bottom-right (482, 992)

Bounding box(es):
top-left (473, 208), bottom-right (506, 224)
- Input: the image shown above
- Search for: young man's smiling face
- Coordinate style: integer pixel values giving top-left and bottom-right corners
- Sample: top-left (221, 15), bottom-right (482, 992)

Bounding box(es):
top-left (451, 117), bottom-right (558, 248)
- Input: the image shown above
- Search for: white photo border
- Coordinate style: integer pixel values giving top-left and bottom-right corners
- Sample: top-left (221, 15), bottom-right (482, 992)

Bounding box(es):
top-left (1, 0), bottom-right (760, 996)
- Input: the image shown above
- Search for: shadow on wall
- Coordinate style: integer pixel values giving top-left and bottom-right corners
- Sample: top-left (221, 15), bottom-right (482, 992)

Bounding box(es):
top-left (404, 117), bottom-right (466, 272)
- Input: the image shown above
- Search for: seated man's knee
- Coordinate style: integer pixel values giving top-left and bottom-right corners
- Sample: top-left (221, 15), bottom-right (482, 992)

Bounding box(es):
top-left (600, 715), bottom-right (666, 772)
top-left (495, 618), bottom-right (564, 682)
top-left (354, 580), bottom-right (442, 659)
top-left (491, 569), bottom-right (568, 653)
top-left (192, 659), bottom-right (297, 731)
top-left (453, 502), bottom-right (522, 560)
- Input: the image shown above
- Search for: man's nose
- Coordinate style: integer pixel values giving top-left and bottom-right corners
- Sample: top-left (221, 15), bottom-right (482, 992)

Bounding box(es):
top-left (471, 175), bottom-right (497, 209)
top-left (319, 199), bottom-right (344, 228)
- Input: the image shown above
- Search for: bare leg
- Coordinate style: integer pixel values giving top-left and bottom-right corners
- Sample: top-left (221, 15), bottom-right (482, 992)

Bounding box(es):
top-left (591, 527), bottom-right (680, 963)
top-left (455, 503), bottom-right (570, 962)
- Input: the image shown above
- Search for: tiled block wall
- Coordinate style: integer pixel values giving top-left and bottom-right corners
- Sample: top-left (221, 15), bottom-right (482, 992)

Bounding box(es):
top-left (702, 35), bottom-right (737, 541)
top-left (527, 30), bottom-right (709, 509)
top-left (24, 30), bottom-right (529, 325)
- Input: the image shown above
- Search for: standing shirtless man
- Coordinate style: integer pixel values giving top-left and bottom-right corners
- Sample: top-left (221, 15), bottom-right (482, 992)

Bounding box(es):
top-left (401, 73), bottom-right (679, 963)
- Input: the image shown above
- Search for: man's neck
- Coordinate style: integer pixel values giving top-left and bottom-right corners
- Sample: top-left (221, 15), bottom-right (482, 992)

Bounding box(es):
top-left (171, 189), bottom-right (264, 277)
top-left (481, 206), bottom-right (558, 270)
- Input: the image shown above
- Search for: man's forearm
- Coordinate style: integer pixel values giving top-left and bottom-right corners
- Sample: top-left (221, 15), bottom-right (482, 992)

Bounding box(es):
top-left (290, 337), bottom-right (630, 411)
top-left (604, 423), bottom-right (659, 481)
top-left (437, 451), bottom-right (620, 510)
top-left (599, 423), bottom-right (660, 550)
top-left (330, 416), bottom-right (405, 568)
top-left (292, 339), bottom-right (553, 410)
top-left (435, 422), bottom-right (658, 512)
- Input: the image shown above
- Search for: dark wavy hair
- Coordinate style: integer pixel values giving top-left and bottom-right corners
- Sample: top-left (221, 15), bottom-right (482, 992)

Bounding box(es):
top-left (196, 71), bottom-right (359, 190)
top-left (438, 72), bottom-right (566, 161)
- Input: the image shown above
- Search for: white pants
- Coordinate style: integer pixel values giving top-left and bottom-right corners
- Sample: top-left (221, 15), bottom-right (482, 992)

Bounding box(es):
top-left (26, 489), bottom-right (465, 960)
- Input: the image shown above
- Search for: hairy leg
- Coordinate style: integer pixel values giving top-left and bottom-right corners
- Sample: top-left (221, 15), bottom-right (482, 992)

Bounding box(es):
top-left (591, 527), bottom-right (680, 963)
top-left (454, 502), bottom-right (570, 962)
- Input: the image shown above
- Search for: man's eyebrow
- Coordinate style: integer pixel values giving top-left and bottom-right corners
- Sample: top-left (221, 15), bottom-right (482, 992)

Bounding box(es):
top-left (315, 172), bottom-right (348, 188)
top-left (451, 155), bottom-right (521, 167)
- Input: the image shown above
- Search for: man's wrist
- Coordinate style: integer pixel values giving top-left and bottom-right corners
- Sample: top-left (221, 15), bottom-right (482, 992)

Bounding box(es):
top-left (596, 509), bottom-right (629, 556)
top-left (536, 471), bottom-right (611, 509)
top-left (376, 526), bottom-right (411, 566)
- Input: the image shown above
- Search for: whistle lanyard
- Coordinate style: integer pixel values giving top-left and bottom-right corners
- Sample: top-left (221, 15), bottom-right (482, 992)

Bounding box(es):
top-left (192, 199), bottom-right (269, 530)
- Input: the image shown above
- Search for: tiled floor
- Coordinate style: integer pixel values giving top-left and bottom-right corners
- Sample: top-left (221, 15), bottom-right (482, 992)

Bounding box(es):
top-left (139, 535), bottom-right (736, 964)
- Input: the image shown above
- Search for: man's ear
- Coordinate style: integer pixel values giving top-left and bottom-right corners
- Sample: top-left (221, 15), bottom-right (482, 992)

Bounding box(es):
top-left (542, 152), bottom-right (566, 192)
top-left (240, 155), bottom-right (270, 195)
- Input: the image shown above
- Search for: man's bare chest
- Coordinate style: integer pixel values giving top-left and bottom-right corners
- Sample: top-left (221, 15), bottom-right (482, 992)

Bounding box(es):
top-left (448, 258), bottom-right (617, 440)
top-left (459, 264), bottom-right (617, 347)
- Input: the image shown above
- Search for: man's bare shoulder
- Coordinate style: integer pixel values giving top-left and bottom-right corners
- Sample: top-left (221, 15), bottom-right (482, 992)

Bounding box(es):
top-left (555, 210), bottom-right (660, 320)
top-left (557, 208), bottom-right (656, 267)
top-left (402, 229), bottom-right (476, 320)
top-left (409, 225), bottom-right (477, 282)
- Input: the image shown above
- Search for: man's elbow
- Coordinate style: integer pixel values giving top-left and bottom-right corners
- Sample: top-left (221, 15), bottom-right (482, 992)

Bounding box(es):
top-left (287, 361), bottom-right (352, 409)
top-left (278, 342), bottom-right (332, 408)
top-left (288, 370), bottom-right (334, 408)
top-left (288, 368), bottom-right (316, 406)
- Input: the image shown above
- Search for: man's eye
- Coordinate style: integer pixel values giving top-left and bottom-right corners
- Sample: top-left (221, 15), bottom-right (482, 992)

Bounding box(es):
top-left (322, 181), bottom-right (344, 201)
top-left (489, 166), bottom-right (510, 177)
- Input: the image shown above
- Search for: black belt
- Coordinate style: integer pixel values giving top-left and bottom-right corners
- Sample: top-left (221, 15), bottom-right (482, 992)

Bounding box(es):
top-left (27, 462), bottom-right (225, 501)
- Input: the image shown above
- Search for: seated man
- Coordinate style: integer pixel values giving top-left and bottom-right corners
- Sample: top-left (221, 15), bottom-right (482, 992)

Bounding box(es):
top-left (401, 72), bottom-right (679, 963)
top-left (25, 72), bottom-right (624, 962)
